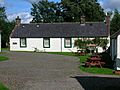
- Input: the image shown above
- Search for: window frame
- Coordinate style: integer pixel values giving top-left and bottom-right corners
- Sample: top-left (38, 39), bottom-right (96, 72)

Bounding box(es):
top-left (43, 38), bottom-right (50, 48)
top-left (20, 38), bottom-right (27, 48)
top-left (64, 38), bottom-right (72, 48)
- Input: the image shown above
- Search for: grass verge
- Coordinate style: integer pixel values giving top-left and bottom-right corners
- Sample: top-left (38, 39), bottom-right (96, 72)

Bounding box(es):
top-left (0, 83), bottom-right (9, 90)
top-left (0, 56), bottom-right (9, 61)
top-left (1, 48), bottom-right (9, 51)
top-left (47, 52), bottom-right (77, 56)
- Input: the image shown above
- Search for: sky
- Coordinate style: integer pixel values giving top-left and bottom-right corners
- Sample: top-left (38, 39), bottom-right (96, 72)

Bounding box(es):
top-left (0, 0), bottom-right (120, 23)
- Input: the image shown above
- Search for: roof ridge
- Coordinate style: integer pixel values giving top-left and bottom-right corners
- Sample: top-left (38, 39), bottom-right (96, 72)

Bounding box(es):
top-left (21, 22), bottom-right (104, 25)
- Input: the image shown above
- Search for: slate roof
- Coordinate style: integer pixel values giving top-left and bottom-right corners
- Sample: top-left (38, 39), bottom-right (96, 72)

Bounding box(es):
top-left (10, 22), bottom-right (108, 38)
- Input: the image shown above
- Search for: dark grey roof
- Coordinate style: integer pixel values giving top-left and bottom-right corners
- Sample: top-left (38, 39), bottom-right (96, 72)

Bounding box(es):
top-left (111, 30), bottom-right (120, 39)
top-left (10, 22), bottom-right (108, 38)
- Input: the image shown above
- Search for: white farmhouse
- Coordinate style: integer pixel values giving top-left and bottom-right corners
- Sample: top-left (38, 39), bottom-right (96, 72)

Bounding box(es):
top-left (10, 16), bottom-right (109, 52)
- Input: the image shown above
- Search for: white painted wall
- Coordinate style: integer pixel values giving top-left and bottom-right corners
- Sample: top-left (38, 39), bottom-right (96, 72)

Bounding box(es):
top-left (116, 35), bottom-right (120, 70)
top-left (117, 35), bottom-right (120, 58)
top-left (10, 37), bottom-right (105, 52)
top-left (41, 38), bottom-right (61, 52)
top-left (10, 38), bottom-right (78, 52)
top-left (10, 38), bottom-right (20, 51)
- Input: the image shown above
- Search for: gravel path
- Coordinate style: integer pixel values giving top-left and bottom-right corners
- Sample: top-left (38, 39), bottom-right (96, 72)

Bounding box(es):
top-left (0, 52), bottom-right (84, 90)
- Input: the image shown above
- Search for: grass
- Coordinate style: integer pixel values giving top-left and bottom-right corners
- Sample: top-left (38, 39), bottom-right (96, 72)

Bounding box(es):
top-left (79, 55), bottom-right (90, 63)
top-left (79, 55), bottom-right (114, 75)
top-left (80, 66), bottom-right (113, 74)
top-left (0, 83), bottom-right (9, 90)
top-left (47, 52), bottom-right (77, 56)
top-left (1, 48), bottom-right (9, 51)
top-left (0, 56), bottom-right (9, 61)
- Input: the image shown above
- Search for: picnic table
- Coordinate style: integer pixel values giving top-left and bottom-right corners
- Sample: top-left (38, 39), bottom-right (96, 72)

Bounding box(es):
top-left (90, 55), bottom-right (100, 58)
top-left (85, 57), bottom-right (105, 68)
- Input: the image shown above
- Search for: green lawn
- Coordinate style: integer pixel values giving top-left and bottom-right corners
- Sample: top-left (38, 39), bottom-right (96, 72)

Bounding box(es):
top-left (47, 52), bottom-right (77, 56)
top-left (79, 55), bottom-right (114, 75)
top-left (0, 83), bottom-right (9, 90)
top-left (0, 56), bottom-right (9, 61)
top-left (0, 52), bottom-right (9, 90)
top-left (1, 48), bottom-right (9, 51)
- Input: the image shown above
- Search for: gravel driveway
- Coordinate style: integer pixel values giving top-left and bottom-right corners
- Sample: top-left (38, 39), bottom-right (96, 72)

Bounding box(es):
top-left (0, 52), bottom-right (84, 90)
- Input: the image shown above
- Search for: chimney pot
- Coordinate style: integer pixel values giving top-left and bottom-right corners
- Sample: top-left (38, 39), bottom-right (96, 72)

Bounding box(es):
top-left (15, 16), bottom-right (21, 26)
top-left (106, 14), bottom-right (110, 35)
top-left (80, 15), bottom-right (85, 25)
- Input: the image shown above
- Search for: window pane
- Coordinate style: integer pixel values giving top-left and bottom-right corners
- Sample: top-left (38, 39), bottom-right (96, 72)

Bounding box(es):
top-left (44, 38), bottom-right (50, 48)
top-left (65, 38), bottom-right (71, 48)
top-left (65, 39), bottom-right (70, 46)
top-left (20, 38), bottom-right (26, 47)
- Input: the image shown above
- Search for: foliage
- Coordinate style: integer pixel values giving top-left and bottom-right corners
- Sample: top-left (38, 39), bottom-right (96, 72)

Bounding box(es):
top-left (92, 38), bottom-right (109, 48)
top-left (31, 0), bottom-right (105, 23)
top-left (110, 9), bottom-right (120, 35)
top-left (31, 1), bottom-right (64, 23)
top-left (0, 7), bottom-right (15, 48)
top-left (74, 39), bottom-right (91, 49)
top-left (0, 20), bottom-right (15, 47)
top-left (74, 38), bottom-right (109, 51)
top-left (0, 7), bottom-right (7, 21)
top-left (61, 0), bottom-right (105, 22)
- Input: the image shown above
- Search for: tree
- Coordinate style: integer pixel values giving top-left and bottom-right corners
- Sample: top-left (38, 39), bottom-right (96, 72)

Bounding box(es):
top-left (0, 7), bottom-right (15, 48)
top-left (0, 7), bottom-right (7, 20)
top-left (74, 38), bottom-right (93, 52)
top-left (31, 1), bottom-right (63, 23)
top-left (74, 38), bottom-right (108, 53)
top-left (92, 38), bottom-right (108, 48)
top-left (31, 0), bottom-right (105, 23)
top-left (61, 0), bottom-right (105, 22)
top-left (110, 9), bottom-right (120, 35)
top-left (1, 21), bottom-right (15, 48)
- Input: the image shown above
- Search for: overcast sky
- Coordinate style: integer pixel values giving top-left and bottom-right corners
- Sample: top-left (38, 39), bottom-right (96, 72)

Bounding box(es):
top-left (0, 0), bottom-right (120, 23)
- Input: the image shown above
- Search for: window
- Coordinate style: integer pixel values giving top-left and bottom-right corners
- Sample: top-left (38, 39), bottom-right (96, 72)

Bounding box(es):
top-left (43, 38), bottom-right (50, 48)
top-left (20, 38), bottom-right (27, 47)
top-left (64, 38), bottom-right (72, 48)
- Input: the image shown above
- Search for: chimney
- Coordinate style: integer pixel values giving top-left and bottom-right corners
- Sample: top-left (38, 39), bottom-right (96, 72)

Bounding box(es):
top-left (15, 16), bottom-right (21, 26)
top-left (80, 15), bottom-right (85, 25)
top-left (106, 13), bottom-right (110, 35)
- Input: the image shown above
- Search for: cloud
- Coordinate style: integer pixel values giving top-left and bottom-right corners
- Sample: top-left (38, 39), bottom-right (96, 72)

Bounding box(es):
top-left (0, 0), bottom-right (4, 5)
top-left (0, 0), bottom-right (3, 3)
top-left (7, 12), bottom-right (33, 23)
top-left (24, 0), bottom-right (45, 3)
top-left (100, 0), bottom-right (120, 11)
